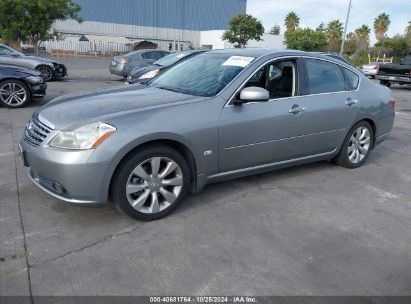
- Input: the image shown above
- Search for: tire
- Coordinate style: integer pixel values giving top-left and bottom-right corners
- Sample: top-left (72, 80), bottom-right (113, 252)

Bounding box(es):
top-left (112, 144), bottom-right (191, 221)
top-left (379, 80), bottom-right (391, 87)
top-left (334, 121), bottom-right (374, 169)
top-left (35, 65), bottom-right (54, 82)
top-left (0, 79), bottom-right (31, 108)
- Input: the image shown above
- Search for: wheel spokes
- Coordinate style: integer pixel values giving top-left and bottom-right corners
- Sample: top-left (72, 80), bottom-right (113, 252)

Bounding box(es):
top-left (126, 183), bottom-right (147, 195)
top-left (150, 157), bottom-right (161, 176)
top-left (162, 175), bottom-right (183, 186)
top-left (132, 189), bottom-right (150, 210)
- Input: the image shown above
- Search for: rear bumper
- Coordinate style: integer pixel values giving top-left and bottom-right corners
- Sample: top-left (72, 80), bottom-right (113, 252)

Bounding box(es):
top-left (376, 74), bottom-right (411, 83)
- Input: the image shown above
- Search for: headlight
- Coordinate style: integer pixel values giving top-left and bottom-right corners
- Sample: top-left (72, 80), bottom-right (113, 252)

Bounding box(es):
top-left (26, 76), bottom-right (44, 84)
top-left (50, 122), bottom-right (116, 150)
top-left (138, 69), bottom-right (160, 79)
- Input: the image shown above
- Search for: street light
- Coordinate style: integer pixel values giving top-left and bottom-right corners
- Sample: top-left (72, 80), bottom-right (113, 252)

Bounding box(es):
top-left (340, 0), bottom-right (352, 55)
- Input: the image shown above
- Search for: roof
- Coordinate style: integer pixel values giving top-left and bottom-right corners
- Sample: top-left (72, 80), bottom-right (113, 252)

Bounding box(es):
top-left (209, 48), bottom-right (306, 58)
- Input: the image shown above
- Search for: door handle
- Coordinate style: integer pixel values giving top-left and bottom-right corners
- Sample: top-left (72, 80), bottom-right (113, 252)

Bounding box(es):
top-left (345, 98), bottom-right (358, 105)
top-left (288, 106), bottom-right (306, 114)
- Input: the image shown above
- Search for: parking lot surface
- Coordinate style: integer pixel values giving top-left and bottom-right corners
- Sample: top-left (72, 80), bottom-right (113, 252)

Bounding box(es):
top-left (1, 57), bottom-right (411, 296)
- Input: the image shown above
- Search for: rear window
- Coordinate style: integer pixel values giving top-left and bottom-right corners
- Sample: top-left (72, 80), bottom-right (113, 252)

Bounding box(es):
top-left (343, 67), bottom-right (360, 90)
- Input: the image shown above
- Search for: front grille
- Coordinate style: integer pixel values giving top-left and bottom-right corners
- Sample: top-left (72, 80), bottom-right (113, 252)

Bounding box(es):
top-left (24, 116), bottom-right (52, 146)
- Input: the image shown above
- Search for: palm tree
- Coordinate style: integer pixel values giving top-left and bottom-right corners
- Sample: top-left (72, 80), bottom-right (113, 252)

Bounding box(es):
top-left (284, 12), bottom-right (300, 32)
top-left (406, 21), bottom-right (411, 47)
top-left (355, 25), bottom-right (371, 51)
top-left (373, 13), bottom-right (391, 42)
top-left (326, 20), bottom-right (343, 52)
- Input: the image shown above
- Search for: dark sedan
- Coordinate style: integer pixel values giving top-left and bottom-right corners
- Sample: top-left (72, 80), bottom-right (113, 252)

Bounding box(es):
top-left (126, 50), bottom-right (207, 84)
top-left (0, 65), bottom-right (47, 108)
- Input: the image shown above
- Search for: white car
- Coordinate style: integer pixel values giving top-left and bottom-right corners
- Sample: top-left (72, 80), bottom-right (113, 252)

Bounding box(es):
top-left (360, 62), bottom-right (385, 78)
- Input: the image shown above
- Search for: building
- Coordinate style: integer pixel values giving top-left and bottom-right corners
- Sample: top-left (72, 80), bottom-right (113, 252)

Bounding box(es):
top-left (50, 0), bottom-right (248, 53)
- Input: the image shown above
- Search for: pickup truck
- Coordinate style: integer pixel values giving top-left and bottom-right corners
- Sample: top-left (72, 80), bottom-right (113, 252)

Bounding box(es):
top-left (376, 55), bottom-right (411, 87)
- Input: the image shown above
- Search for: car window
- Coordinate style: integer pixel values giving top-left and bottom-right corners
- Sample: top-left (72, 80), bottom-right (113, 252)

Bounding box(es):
top-left (149, 53), bottom-right (253, 97)
top-left (153, 51), bottom-right (191, 67)
top-left (342, 67), bottom-right (359, 90)
top-left (142, 51), bottom-right (163, 60)
top-left (0, 46), bottom-right (13, 55)
top-left (244, 59), bottom-right (296, 99)
top-left (305, 59), bottom-right (346, 94)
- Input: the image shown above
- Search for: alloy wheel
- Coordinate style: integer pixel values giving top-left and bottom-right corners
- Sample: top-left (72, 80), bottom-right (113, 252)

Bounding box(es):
top-left (347, 126), bottom-right (371, 164)
top-left (125, 157), bottom-right (183, 214)
top-left (37, 66), bottom-right (53, 81)
top-left (0, 82), bottom-right (27, 106)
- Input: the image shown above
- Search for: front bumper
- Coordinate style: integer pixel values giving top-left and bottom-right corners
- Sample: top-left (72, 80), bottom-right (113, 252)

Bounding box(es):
top-left (19, 139), bottom-right (108, 205)
top-left (361, 69), bottom-right (377, 76)
top-left (53, 64), bottom-right (68, 79)
top-left (30, 83), bottom-right (47, 98)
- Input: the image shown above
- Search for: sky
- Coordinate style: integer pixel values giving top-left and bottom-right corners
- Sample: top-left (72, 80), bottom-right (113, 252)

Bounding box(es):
top-left (247, 0), bottom-right (410, 43)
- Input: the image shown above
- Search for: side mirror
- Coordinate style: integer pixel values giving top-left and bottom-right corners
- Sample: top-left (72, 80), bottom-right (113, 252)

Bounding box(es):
top-left (234, 86), bottom-right (269, 105)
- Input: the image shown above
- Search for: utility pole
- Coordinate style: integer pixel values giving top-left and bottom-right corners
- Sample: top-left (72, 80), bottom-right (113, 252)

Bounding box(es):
top-left (340, 0), bottom-right (352, 55)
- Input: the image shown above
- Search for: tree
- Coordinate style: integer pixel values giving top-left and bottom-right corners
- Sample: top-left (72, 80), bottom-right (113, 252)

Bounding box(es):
top-left (355, 25), bottom-right (371, 52)
top-left (316, 23), bottom-right (326, 32)
top-left (0, 0), bottom-right (82, 54)
top-left (284, 27), bottom-right (327, 51)
top-left (406, 21), bottom-right (411, 51)
top-left (373, 13), bottom-right (391, 42)
top-left (375, 35), bottom-right (409, 59)
top-left (284, 12), bottom-right (300, 33)
top-left (343, 32), bottom-right (357, 54)
top-left (326, 20), bottom-right (343, 52)
top-left (270, 24), bottom-right (281, 35)
top-left (222, 14), bottom-right (264, 48)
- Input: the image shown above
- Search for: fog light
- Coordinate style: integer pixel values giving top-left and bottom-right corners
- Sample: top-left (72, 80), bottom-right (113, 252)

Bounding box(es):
top-left (52, 182), bottom-right (65, 195)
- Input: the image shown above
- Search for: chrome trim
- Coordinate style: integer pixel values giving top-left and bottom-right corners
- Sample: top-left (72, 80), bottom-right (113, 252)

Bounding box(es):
top-left (224, 55), bottom-right (362, 108)
top-left (207, 148), bottom-right (338, 182)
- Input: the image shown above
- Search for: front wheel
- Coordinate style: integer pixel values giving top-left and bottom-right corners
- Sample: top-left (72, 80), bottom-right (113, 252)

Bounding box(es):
top-left (36, 65), bottom-right (54, 81)
top-left (112, 145), bottom-right (190, 221)
top-left (0, 80), bottom-right (31, 108)
top-left (334, 121), bottom-right (374, 168)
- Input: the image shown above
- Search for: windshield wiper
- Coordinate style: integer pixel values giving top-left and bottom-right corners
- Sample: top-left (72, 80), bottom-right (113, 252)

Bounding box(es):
top-left (154, 86), bottom-right (181, 93)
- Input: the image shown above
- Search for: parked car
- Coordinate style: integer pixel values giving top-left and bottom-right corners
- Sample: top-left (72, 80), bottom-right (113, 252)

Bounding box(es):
top-left (109, 49), bottom-right (170, 78)
top-left (20, 49), bottom-right (394, 220)
top-left (0, 65), bottom-right (46, 108)
top-left (360, 62), bottom-right (387, 78)
top-left (0, 44), bottom-right (67, 81)
top-left (376, 54), bottom-right (411, 87)
top-left (126, 50), bottom-right (207, 84)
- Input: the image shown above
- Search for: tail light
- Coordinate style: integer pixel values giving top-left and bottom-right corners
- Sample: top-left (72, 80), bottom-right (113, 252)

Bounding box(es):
top-left (375, 65), bottom-right (380, 73)
top-left (391, 95), bottom-right (395, 112)
top-left (120, 57), bottom-right (130, 64)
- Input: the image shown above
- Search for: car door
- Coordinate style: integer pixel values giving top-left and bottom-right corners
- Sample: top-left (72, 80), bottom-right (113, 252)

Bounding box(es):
top-left (219, 57), bottom-right (307, 172)
top-left (301, 58), bottom-right (360, 156)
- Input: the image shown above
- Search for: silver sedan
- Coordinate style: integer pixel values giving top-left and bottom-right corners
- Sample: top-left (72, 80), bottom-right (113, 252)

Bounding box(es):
top-left (19, 49), bottom-right (395, 220)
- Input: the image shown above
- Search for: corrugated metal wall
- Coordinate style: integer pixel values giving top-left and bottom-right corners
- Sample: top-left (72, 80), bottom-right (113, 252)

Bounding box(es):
top-left (75, 0), bottom-right (247, 31)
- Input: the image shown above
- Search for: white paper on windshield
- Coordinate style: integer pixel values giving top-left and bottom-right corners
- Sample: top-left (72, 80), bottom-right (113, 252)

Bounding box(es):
top-left (222, 56), bottom-right (254, 67)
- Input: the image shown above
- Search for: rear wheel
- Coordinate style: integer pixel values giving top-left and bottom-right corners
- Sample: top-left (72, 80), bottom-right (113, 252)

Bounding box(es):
top-left (334, 121), bottom-right (373, 168)
top-left (0, 79), bottom-right (31, 108)
top-left (36, 65), bottom-right (54, 81)
top-left (112, 145), bottom-right (190, 220)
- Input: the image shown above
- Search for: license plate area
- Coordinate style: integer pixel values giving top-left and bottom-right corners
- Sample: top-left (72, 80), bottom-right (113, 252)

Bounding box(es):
top-left (388, 76), bottom-right (397, 80)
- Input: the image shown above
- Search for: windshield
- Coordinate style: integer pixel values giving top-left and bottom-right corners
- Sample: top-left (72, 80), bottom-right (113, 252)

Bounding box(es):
top-left (153, 51), bottom-right (192, 67)
top-left (149, 53), bottom-right (254, 97)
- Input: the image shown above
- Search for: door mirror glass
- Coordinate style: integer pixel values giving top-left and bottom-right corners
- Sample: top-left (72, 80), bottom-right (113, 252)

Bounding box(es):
top-left (237, 86), bottom-right (269, 104)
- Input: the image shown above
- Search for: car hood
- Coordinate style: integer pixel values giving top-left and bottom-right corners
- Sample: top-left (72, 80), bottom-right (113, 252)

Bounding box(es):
top-left (36, 85), bottom-right (204, 130)
top-left (0, 64), bottom-right (42, 76)
top-left (22, 55), bottom-right (58, 65)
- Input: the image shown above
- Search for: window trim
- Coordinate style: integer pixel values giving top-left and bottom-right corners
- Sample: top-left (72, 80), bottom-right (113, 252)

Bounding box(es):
top-left (226, 56), bottom-right (303, 107)
top-left (341, 66), bottom-right (360, 91)
top-left (300, 56), bottom-right (361, 96)
top-left (302, 58), bottom-right (349, 95)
